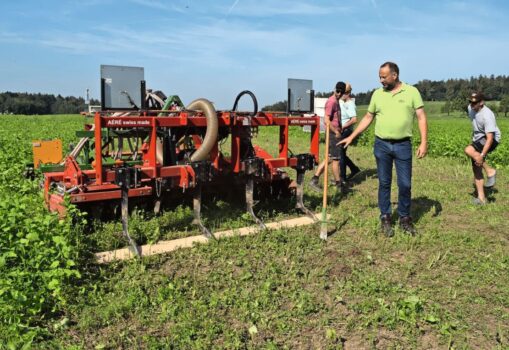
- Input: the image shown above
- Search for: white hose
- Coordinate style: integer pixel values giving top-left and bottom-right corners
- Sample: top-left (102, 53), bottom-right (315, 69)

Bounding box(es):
top-left (187, 98), bottom-right (218, 162)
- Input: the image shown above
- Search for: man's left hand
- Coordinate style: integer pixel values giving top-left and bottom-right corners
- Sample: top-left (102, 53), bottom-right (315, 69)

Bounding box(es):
top-left (416, 143), bottom-right (427, 158)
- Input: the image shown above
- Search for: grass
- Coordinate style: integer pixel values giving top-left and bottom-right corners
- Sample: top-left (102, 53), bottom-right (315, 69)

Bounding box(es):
top-left (50, 146), bottom-right (509, 348)
top-left (2, 112), bottom-right (509, 349)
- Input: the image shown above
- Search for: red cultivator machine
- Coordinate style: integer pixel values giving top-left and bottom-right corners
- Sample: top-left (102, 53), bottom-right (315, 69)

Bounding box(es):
top-left (34, 66), bottom-right (320, 254)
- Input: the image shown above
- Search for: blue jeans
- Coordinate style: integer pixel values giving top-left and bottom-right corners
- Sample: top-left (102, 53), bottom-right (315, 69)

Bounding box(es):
top-left (373, 137), bottom-right (412, 218)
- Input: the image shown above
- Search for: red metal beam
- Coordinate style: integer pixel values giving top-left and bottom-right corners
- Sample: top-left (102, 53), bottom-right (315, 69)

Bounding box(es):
top-left (94, 112), bottom-right (103, 185)
top-left (44, 111), bottom-right (320, 213)
top-left (70, 187), bottom-right (153, 203)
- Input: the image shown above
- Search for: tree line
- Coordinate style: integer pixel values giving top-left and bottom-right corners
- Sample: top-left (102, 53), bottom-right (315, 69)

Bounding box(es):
top-left (262, 75), bottom-right (509, 116)
top-left (0, 92), bottom-right (100, 115)
top-left (3, 75), bottom-right (509, 116)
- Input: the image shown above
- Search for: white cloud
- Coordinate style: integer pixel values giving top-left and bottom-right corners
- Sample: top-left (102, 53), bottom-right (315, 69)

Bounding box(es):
top-left (1, 0), bottom-right (508, 107)
top-left (227, 0), bottom-right (241, 15)
top-left (14, 17), bottom-right (320, 71)
top-left (128, 0), bottom-right (187, 12)
top-left (225, 0), bottom-right (342, 16)
top-left (0, 31), bottom-right (28, 44)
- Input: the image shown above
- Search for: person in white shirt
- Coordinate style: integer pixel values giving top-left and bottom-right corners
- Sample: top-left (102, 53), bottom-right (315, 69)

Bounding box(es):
top-left (338, 83), bottom-right (361, 183)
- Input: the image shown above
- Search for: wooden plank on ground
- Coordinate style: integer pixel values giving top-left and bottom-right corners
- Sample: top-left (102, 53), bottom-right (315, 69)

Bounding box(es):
top-left (95, 214), bottom-right (323, 263)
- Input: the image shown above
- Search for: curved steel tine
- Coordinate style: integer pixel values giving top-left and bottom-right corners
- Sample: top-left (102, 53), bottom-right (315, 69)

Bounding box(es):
top-left (246, 176), bottom-right (266, 229)
top-left (295, 171), bottom-right (318, 221)
top-left (192, 183), bottom-right (215, 239)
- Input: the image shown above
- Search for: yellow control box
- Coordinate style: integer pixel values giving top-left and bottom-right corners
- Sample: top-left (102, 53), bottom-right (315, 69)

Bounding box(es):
top-left (32, 139), bottom-right (63, 168)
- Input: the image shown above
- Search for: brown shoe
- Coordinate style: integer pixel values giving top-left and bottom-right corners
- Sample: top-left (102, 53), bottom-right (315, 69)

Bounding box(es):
top-left (381, 214), bottom-right (394, 237)
top-left (399, 216), bottom-right (417, 235)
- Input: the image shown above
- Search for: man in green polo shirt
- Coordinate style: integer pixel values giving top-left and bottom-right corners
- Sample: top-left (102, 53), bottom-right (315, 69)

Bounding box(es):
top-left (339, 62), bottom-right (428, 237)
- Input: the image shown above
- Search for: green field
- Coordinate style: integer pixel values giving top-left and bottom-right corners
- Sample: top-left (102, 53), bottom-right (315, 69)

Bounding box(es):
top-left (0, 109), bottom-right (508, 349)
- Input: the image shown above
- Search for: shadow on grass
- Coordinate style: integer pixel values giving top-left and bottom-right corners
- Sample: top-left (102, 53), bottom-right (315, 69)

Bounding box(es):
top-left (411, 196), bottom-right (443, 223)
top-left (470, 186), bottom-right (498, 203)
top-left (326, 217), bottom-right (350, 238)
top-left (84, 170), bottom-right (363, 252)
top-left (486, 187), bottom-right (499, 203)
top-left (348, 168), bottom-right (378, 186)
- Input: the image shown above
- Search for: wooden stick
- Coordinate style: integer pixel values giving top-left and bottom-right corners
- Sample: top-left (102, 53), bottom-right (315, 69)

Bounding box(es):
top-left (95, 213), bottom-right (328, 263)
top-left (320, 122), bottom-right (331, 240)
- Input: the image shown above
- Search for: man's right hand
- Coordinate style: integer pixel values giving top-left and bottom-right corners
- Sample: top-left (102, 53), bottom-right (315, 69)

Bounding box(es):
top-left (338, 136), bottom-right (353, 148)
top-left (336, 112), bottom-right (372, 148)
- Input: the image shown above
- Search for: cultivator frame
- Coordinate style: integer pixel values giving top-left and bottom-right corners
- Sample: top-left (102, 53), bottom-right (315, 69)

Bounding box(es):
top-left (41, 103), bottom-right (320, 243)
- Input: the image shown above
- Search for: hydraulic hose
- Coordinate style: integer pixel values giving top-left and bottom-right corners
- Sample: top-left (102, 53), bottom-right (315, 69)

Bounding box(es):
top-left (154, 91), bottom-right (173, 166)
top-left (232, 90), bottom-right (258, 116)
top-left (232, 90), bottom-right (258, 159)
top-left (187, 98), bottom-right (218, 162)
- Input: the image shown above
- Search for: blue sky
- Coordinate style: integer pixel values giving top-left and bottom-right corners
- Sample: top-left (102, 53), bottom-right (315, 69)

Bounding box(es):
top-left (1, 0), bottom-right (508, 109)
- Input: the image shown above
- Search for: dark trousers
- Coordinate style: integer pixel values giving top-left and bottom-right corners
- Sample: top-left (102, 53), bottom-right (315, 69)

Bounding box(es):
top-left (339, 128), bottom-right (359, 180)
top-left (373, 137), bottom-right (412, 218)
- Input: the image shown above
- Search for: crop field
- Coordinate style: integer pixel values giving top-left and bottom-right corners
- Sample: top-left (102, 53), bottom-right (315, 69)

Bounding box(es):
top-left (0, 106), bottom-right (508, 349)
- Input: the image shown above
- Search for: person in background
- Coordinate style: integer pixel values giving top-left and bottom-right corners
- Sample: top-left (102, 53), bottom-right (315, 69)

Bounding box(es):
top-left (464, 91), bottom-right (501, 205)
top-left (339, 62), bottom-right (428, 237)
top-left (309, 82), bottom-right (346, 192)
top-left (339, 83), bottom-right (361, 182)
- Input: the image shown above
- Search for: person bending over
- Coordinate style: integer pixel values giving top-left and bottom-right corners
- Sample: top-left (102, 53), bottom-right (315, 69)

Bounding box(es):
top-left (464, 91), bottom-right (501, 205)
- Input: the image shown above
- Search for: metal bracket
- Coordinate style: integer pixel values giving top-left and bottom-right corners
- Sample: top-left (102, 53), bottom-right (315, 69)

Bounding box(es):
top-left (114, 166), bottom-right (141, 188)
top-left (243, 157), bottom-right (265, 177)
top-left (189, 160), bottom-right (212, 184)
top-left (295, 153), bottom-right (316, 172)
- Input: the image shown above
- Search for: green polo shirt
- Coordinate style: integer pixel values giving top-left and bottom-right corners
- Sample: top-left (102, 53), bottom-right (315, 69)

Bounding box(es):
top-left (367, 83), bottom-right (424, 139)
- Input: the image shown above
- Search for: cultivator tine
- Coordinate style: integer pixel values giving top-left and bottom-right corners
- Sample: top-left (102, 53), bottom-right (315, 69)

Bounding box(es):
top-left (246, 176), bottom-right (266, 229)
top-left (153, 179), bottom-right (162, 215)
top-left (120, 186), bottom-right (141, 257)
top-left (295, 171), bottom-right (318, 221)
top-left (153, 199), bottom-right (161, 215)
top-left (192, 183), bottom-right (214, 239)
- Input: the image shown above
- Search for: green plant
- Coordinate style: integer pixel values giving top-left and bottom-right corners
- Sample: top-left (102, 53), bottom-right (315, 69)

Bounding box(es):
top-left (0, 113), bottom-right (508, 348)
